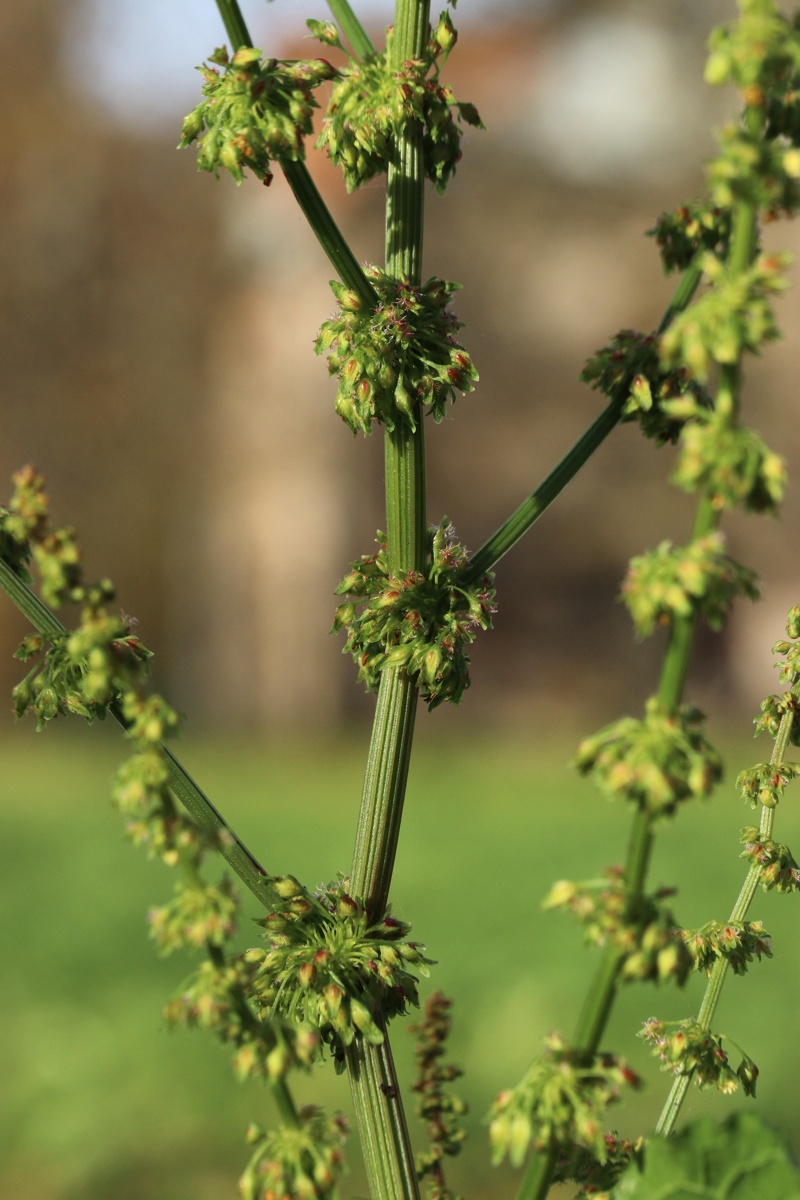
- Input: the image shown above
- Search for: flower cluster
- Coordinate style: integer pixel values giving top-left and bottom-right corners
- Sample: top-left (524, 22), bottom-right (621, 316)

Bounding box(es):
top-left (316, 269), bottom-right (477, 434)
top-left (707, 125), bottom-right (800, 216)
top-left (754, 691), bottom-right (800, 743)
top-left (0, 471), bottom-right (351, 1195)
top-left (0, 468), bottom-right (114, 610)
top-left (667, 396), bottom-right (786, 513)
top-left (580, 329), bottom-right (710, 445)
top-left (244, 876), bottom-right (433, 1068)
top-left (179, 46), bottom-right (335, 184)
top-left (660, 251), bottom-right (788, 383)
top-left (409, 991), bottom-right (467, 1199)
top-left (736, 760), bottom-right (800, 808)
top-left (621, 533), bottom-right (759, 638)
top-left (683, 918), bottom-right (772, 976)
top-left (333, 520), bottom-right (495, 708)
top-left (705, 4), bottom-right (800, 97)
top-left (640, 1017), bottom-right (758, 1097)
top-left (647, 201), bottom-right (732, 273)
top-left (574, 698), bottom-right (723, 818)
top-left (543, 869), bottom-right (692, 985)
top-left (553, 1134), bottom-right (640, 1197)
top-left (705, 5), bottom-right (800, 215)
top-left (1, 469), bottom-right (154, 729)
top-left (770, 605), bottom-right (800, 680)
top-left (240, 1108), bottom-right (349, 1200)
top-left (149, 877), bottom-right (239, 954)
top-left (164, 956), bottom-right (319, 1082)
top-left (740, 827), bottom-right (800, 893)
top-left (488, 1033), bottom-right (640, 1167)
top-left (11, 613), bottom-right (149, 731)
top-left (314, 19), bottom-right (482, 193)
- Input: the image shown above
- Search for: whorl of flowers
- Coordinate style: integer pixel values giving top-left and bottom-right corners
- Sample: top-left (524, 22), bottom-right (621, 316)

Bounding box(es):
top-left (580, 329), bottom-right (710, 445)
top-left (240, 1107), bottom-right (349, 1200)
top-left (648, 201), bottom-right (733, 273)
top-left (640, 1017), bottom-right (758, 1098)
top-left (740, 827), bottom-right (800, 893)
top-left (179, 46), bottom-right (336, 184)
top-left (736, 760), bottom-right (800, 809)
top-left (316, 268), bottom-right (478, 435)
top-left (314, 16), bottom-right (483, 194)
top-left (488, 1033), bottom-right (640, 1168)
top-left (682, 918), bottom-right (772, 976)
top-left (574, 698), bottom-right (723, 818)
top-left (333, 520), bottom-right (496, 709)
top-left (621, 533), bottom-right (759, 637)
top-left (244, 875), bottom-right (433, 1069)
top-left (543, 868), bottom-right (693, 985)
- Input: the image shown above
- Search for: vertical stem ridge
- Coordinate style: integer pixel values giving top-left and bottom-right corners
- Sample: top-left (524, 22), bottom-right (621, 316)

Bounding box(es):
top-left (386, 136), bottom-right (426, 283)
top-left (346, 1035), bottom-right (419, 1200)
top-left (346, 4), bottom-right (430, 1196)
top-left (385, 420), bottom-right (428, 579)
top-left (351, 666), bottom-right (419, 915)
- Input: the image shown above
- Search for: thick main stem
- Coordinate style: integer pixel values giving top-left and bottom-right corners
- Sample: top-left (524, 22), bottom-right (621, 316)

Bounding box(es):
top-left (345, 3), bottom-right (430, 1198)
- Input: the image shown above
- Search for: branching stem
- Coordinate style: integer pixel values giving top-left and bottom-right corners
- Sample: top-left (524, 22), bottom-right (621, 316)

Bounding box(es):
top-left (516, 107), bottom-right (763, 1200)
top-left (327, 0), bottom-right (376, 59)
top-left (656, 677), bottom-right (797, 1137)
top-left (213, 0), bottom-right (378, 309)
top-left (466, 261), bottom-right (703, 583)
top-left (0, 559), bottom-right (276, 909)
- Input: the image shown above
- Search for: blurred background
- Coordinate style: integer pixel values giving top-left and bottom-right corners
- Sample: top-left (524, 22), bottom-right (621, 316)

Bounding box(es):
top-left (3, 0), bottom-right (800, 1197)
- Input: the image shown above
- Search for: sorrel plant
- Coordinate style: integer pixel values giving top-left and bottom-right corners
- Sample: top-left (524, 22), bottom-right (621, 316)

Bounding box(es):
top-left (3, 1), bottom-right (800, 1197)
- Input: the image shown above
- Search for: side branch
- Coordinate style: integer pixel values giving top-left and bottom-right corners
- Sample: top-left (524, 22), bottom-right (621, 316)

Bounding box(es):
top-left (214, 0), bottom-right (378, 310)
top-left (0, 558), bottom-right (276, 909)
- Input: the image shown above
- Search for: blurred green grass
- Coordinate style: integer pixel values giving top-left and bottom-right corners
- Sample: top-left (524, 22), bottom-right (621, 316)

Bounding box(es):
top-left (2, 717), bottom-right (800, 1199)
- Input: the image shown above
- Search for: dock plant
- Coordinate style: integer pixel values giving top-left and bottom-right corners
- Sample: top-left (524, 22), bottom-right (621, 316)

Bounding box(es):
top-left (3, 0), bottom-right (800, 1197)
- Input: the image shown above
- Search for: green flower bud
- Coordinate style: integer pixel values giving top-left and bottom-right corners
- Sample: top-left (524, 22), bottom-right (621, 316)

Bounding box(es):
top-left (737, 1056), bottom-right (759, 1098)
top-left (704, 51), bottom-right (731, 87)
top-left (180, 108), bottom-right (205, 144)
top-left (299, 961), bottom-right (317, 989)
top-left (434, 12), bottom-right (457, 53)
top-left (12, 678), bottom-right (33, 716)
top-left (35, 686), bottom-right (58, 721)
top-left (273, 875), bottom-right (304, 899)
top-left (350, 998), bottom-right (384, 1044)
top-left (243, 947), bottom-right (266, 964)
top-left (266, 1042), bottom-right (291, 1077)
top-left (231, 46), bottom-right (262, 69)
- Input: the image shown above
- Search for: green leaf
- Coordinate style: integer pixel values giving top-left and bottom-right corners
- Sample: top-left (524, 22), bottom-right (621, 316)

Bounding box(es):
top-left (611, 1114), bottom-right (800, 1199)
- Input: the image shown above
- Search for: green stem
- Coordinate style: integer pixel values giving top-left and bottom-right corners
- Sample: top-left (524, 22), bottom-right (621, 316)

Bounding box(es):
top-left (208, 940), bottom-right (302, 1130)
top-left (346, 1033), bottom-right (419, 1200)
top-left (282, 162), bottom-right (379, 308)
top-left (466, 398), bottom-right (623, 582)
top-left (327, 0), bottom-right (376, 59)
top-left (270, 1076), bottom-right (301, 1128)
top-left (345, 3), bottom-right (430, 1197)
top-left (657, 679), bottom-right (797, 1136)
top-left (467, 261), bottom-right (703, 583)
top-left (213, 0), bottom-right (378, 310)
top-left (656, 495), bottom-right (718, 708)
top-left (215, 0), bottom-right (250, 49)
top-left (351, 666), bottom-right (419, 915)
top-left (0, 559), bottom-right (276, 910)
top-left (517, 116), bottom-right (763, 1200)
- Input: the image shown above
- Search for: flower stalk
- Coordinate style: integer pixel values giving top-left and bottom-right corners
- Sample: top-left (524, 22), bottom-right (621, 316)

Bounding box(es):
top-left (514, 93), bottom-right (766, 1200)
